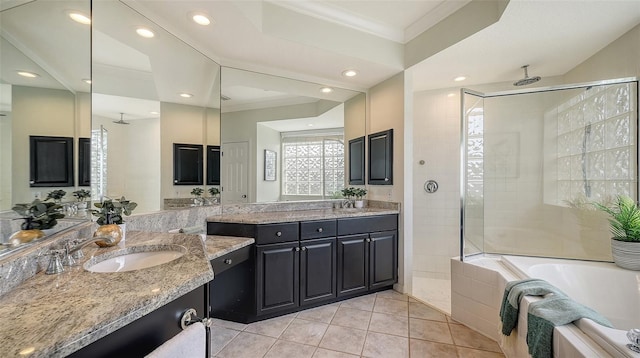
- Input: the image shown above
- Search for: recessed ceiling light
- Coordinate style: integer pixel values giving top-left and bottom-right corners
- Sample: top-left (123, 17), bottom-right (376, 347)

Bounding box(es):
top-left (68, 12), bottom-right (91, 25)
top-left (150, 111), bottom-right (160, 115)
top-left (320, 87), bottom-right (333, 93)
top-left (308, 124), bottom-right (314, 127)
top-left (342, 69), bottom-right (358, 77)
top-left (192, 13), bottom-right (211, 26)
top-left (447, 93), bottom-right (456, 97)
top-left (136, 27), bottom-right (155, 38)
top-left (17, 71), bottom-right (39, 78)
top-left (179, 93), bottom-right (193, 98)
top-left (82, 78), bottom-right (92, 84)
top-left (454, 76), bottom-right (467, 82)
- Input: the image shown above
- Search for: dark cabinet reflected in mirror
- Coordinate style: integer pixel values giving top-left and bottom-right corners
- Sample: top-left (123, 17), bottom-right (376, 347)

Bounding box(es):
top-left (368, 129), bottom-right (393, 185)
top-left (173, 144), bottom-right (203, 185)
top-left (78, 137), bottom-right (90, 186)
top-left (29, 136), bottom-right (74, 187)
top-left (348, 136), bottom-right (365, 185)
top-left (207, 145), bottom-right (221, 186)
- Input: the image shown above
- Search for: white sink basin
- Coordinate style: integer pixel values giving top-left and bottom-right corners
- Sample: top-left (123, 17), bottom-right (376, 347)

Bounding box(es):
top-left (84, 245), bottom-right (187, 273)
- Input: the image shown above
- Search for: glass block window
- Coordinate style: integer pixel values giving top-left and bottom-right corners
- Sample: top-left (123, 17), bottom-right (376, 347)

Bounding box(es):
top-left (90, 126), bottom-right (108, 201)
top-left (282, 131), bottom-right (344, 198)
top-left (553, 83), bottom-right (637, 206)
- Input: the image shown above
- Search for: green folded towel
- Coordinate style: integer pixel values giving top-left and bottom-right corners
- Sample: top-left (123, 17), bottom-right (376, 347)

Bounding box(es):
top-left (500, 279), bottom-right (566, 336)
top-left (527, 295), bottom-right (613, 358)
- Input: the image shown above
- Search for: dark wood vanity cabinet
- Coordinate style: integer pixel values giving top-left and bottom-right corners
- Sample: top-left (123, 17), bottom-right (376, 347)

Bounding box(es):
top-left (256, 241), bottom-right (300, 315)
top-left (207, 214), bottom-right (396, 323)
top-left (337, 216), bottom-right (398, 297)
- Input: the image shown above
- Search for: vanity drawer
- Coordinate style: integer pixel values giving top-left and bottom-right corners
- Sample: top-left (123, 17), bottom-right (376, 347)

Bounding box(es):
top-left (300, 219), bottom-right (337, 240)
top-left (337, 215), bottom-right (398, 236)
top-left (255, 223), bottom-right (299, 244)
top-left (210, 245), bottom-right (252, 275)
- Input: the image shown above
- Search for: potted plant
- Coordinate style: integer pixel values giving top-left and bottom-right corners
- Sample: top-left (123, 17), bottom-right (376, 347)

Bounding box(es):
top-left (191, 187), bottom-right (204, 206)
top-left (208, 187), bottom-right (220, 204)
top-left (72, 189), bottom-right (91, 210)
top-left (91, 196), bottom-right (137, 247)
top-left (594, 195), bottom-right (640, 270)
top-left (9, 199), bottom-right (65, 246)
top-left (45, 189), bottom-right (67, 203)
top-left (352, 187), bottom-right (367, 208)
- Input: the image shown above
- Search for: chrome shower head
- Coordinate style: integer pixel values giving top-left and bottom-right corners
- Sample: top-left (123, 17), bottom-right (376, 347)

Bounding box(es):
top-left (113, 112), bottom-right (129, 125)
top-left (513, 65), bottom-right (541, 86)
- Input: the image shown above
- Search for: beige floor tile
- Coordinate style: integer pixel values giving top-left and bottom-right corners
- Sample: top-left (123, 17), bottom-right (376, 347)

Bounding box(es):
top-left (409, 339), bottom-right (458, 358)
top-left (408, 297), bottom-right (420, 303)
top-left (312, 348), bottom-right (360, 358)
top-left (362, 331), bottom-right (409, 358)
top-left (216, 331), bottom-right (275, 358)
top-left (211, 318), bottom-right (247, 331)
top-left (318, 325), bottom-right (367, 355)
top-left (264, 340), bottom-right (316, 358)
top-left (409, 318), bottom-right (453, 344)
top-left (409, 301), bottom-right (447, 322)
top-left (339, 294), bottom-right (376, 311)
top-left (457, 346), bottom-right (506, 358)
top-left (331, 306), bottom-right (372, 330)
top-left (297, 303), bottom-right (339, 323)
top-left (280, 318), bottom-right (328, 346)
top-left (450, 324), bottom-right (502, 352)
top-left (376, 289), bottom-right (409, 302)
top-left (210, 325), bottom-right (241, 356)
top-left (447, 315), bottom-right (462, 325)
top-left (373, 297), bottom-right (408, 316)
top-left (368, 312), bottom-right (408, 337)
top-left (244, 314), bottom-right (295, 338)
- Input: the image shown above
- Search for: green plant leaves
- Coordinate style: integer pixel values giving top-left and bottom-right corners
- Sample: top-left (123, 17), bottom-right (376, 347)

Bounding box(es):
top-left (594, 195), bottom-right (640, 242)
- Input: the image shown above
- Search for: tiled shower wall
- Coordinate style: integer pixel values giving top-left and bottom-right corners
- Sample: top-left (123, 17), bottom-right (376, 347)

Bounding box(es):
top-left (412, 90), bottom-right (461, 280)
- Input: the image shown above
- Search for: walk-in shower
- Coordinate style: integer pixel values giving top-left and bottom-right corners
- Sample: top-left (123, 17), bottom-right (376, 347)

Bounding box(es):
top-left (460, 77), bottom-right (639, 262)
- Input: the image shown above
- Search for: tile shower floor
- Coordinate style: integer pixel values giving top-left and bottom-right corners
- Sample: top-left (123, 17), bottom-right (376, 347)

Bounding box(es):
top-left (210, 290), bottom-right (504, 358)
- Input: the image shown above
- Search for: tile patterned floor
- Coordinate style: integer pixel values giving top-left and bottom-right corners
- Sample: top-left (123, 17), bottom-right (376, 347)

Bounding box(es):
top-left (210, 290), bottom-right (505, 358)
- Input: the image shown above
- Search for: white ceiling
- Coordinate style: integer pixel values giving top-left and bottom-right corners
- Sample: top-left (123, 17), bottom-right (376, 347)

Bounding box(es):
top-left (127, 0), bottom-right (640, 92)
top-left (1, 0), bottom-right (639, 119)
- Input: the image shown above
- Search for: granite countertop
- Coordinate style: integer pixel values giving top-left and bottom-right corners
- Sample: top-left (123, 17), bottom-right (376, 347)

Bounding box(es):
top-left (203, 235), bottom-right (254, 260)
top-left (206, 207), bottom-right (399, 225)
top-left (0, 231), bottom-right (246, 358)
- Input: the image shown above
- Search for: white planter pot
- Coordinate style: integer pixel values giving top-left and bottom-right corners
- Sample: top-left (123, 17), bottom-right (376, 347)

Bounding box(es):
top-left (354, 200), bottom-right (364, 209)
top-left (611, 238), bottom-right (640, 270)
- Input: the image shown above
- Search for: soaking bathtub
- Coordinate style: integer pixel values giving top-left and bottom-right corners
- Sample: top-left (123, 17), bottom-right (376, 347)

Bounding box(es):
top-left (451, 255), bottom-right (640, 358)
top-left (501, 256), bottom-right (640, 358)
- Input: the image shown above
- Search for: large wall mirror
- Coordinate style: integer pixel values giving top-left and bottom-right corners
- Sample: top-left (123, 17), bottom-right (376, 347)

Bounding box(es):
top-left (91, 0), bottom-right (220, 214)
top-left (0, 0), bottom-right (91, 253)
top-left (220, 67), bottom-right (366, 203)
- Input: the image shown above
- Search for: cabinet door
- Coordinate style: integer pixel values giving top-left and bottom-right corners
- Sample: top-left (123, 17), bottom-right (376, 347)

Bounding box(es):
top-left (337, 234), bottom-right (369, 297)
top-left (256, 242), bottom-right (299, 315)
top-left (369, 231), bottom-right (398, 290)
top-left (300, 237), bottom-right (336, 306)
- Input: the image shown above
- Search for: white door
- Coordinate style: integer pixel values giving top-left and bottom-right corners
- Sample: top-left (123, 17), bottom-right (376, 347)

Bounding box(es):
top-left (221, 141), bottom-right (249, 204)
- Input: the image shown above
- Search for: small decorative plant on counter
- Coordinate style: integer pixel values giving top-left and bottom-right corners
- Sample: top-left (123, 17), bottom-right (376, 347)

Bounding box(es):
top-left (45, 189), bottom-right (67, 203)
top-left (208, 187), bottom-right (220, 204)
top-left (9, 199), bottom-right (65, 246)
top-left (91, 197), bottom-right (138, 247)
top-left (72, 189), bottom-right (91, 209)
top-left (594, 195), bottom-right (640, 270)
top-left (341, 187), bottom-right (367, 208)
top-left (191, 187), bottom-right (204, 206)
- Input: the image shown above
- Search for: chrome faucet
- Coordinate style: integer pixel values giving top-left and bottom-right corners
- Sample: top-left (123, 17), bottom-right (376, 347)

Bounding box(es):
top-left (47, 236), bottom-right (117, 274)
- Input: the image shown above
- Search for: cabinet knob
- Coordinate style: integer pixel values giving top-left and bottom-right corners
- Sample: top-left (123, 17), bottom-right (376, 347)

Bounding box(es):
top-left (301, 247), bottom-right (307, 251)
top-left (174, 180), bottom-right (178, 183)
top-left (276, 231), bottom-right (282, 237)
top-left (295, 247), bottom-right (300, 252)
top-left (384, 178), bottom-right (389, 181)
top-left (224, 259), bottom-right (233, 265)
top-left (317, 228), bottom-right (323, 233)
top-left (366, 238), bottom-right (371, 242)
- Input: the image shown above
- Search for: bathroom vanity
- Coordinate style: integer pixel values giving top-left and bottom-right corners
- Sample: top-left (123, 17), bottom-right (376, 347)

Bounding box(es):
top-left (206, 208), bottom-right (398, 323)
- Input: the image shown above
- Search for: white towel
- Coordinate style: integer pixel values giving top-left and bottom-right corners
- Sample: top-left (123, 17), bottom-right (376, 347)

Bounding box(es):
top-left (145, 322), bottom-right (205, 358)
